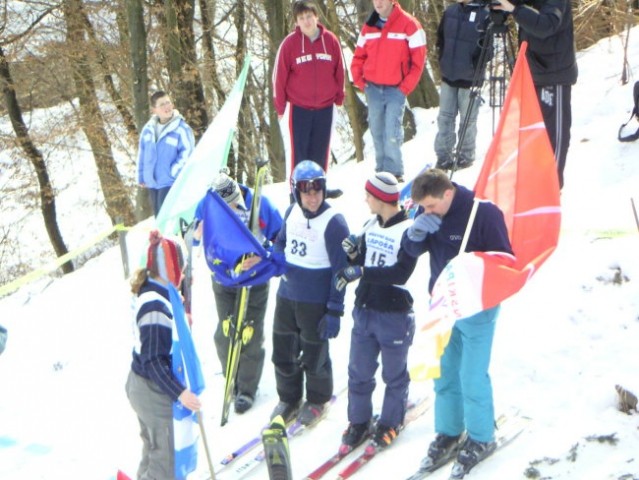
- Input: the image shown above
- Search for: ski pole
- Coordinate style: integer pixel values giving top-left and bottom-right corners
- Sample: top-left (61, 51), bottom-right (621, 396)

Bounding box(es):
top-left (197, 411), bottom-right (217, 480)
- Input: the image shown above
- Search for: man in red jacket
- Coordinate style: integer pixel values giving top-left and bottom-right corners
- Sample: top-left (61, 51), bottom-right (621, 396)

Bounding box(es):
top-left (351, 0), bottom-right (426, 182)
top-left (273, 1), bottom-right (345, 185)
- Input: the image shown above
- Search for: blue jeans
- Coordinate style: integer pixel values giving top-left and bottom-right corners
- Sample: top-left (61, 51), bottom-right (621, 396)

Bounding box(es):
top-left (434, 306), bottom-right (499, 443)
top-left (365, 83), bottom-right (406, 177)
top-left (434, 82), bottom-right (480, 165)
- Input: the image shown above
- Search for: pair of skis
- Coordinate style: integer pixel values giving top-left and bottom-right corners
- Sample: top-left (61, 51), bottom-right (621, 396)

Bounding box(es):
top-left (404, 412), bottom-right (530, 480)
top-left (220, 159), bottom-right (270, 427)
top-left (305, 396), bottom-right (432, 480)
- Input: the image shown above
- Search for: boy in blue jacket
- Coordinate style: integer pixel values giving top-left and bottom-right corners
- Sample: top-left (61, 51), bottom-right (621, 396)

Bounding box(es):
top-left (137, 91), bottom-right (195, 216)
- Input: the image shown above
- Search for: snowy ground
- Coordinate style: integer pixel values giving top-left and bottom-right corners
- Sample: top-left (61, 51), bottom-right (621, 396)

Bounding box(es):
top-left (1, 28), bottom-right (639, 480)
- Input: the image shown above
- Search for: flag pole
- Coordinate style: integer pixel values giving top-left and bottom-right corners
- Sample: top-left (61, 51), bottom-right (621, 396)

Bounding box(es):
top-left (197, 411), bottom-right (217, 480)
top-left (631, 198), bottom-right (639, 234)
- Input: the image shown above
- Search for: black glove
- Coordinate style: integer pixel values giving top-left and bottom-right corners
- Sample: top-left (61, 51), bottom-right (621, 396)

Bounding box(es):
top-left (342, 234), bottom-right (361, 259)
top-left (335, 266), bottom-right (363, 291)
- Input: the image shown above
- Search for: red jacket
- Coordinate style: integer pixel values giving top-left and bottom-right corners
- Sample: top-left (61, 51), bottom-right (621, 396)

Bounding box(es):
top-left (351, 3), bottom-right (427, 96)
top-left (273, 24), bottom-right (345, 116)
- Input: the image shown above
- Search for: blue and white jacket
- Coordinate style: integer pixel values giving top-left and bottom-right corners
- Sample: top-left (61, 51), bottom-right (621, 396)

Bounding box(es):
top-left (274, 201), bottom-right (349, 315)
top-left (130, 278), bottom-right (185, 401)
top-left (137, 111), bottom-right (195, 189)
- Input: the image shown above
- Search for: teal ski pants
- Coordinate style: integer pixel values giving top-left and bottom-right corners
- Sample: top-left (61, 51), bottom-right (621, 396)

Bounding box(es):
top-left (434, 305), bottom-right (499, 443)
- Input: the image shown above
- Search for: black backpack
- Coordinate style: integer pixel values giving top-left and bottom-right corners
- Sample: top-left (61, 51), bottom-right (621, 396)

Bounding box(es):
top-left (618, 80), bottom-right (639, 142)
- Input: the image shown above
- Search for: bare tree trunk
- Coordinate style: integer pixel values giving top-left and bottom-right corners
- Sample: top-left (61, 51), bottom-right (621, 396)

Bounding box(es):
top-left (0, 47), bottom-right (74, 274)
top-left (81, 10), bottom-right (138, 144)
top-left (398, 0), bottom-right (438, 142)
top-left (164, 0), bottom-right (209, 139)
top-left (125, 0), bottom-right (153, 220)
top-left (321, 0), bottom-right (365, 162)
top-left (198, 0), bottom-right (227, 108)
top-left (63, 0), bottom-right (136, 227)
top-left (125, 0), bottom-right (149, 131)
top-left (412, 0), bottom-right (441, 109)
top-left (262, 0), bottom-right (287, 182)
top-left (234, 0), bottom-right (250, 181)
top-left (344, 0), bottom-right (372, 162)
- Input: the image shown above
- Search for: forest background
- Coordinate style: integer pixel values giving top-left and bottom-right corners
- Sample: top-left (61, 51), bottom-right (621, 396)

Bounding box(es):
top-left (0, 0), bottom-right (637, 288)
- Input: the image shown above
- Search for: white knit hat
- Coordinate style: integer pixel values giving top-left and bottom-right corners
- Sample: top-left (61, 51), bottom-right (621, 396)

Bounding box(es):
top-left (365, 172), bottom-right (400, 203)
top-left (214, 173), bottom-right (245, 209)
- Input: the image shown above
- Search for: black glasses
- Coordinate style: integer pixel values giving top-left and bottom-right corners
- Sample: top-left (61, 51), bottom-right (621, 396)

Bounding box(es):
top-left (296, 178), bottom-right (325, 193)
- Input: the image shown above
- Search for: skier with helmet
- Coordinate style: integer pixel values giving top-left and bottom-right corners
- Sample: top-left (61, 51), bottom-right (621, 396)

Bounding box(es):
top-left (269, 160), bottom-right (350, 426)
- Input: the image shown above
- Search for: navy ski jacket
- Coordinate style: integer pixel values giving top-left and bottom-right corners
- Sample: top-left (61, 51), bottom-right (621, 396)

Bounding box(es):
top-left (274, 201), bottom-right (349, 313)
top-left (352, 209), bottom-right (417, 312)
top-left (402, 184), bottom-right (512, 293)
top-left (437, 2), bottom-right (490, 88)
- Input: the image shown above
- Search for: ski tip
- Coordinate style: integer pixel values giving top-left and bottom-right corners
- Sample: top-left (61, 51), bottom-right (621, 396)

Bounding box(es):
top-left (271, 414), bottom-right (286, 426)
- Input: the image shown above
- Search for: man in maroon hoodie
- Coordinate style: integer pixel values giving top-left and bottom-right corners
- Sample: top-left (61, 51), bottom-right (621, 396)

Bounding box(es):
top-left (273, 1), bottom-right (345, 185)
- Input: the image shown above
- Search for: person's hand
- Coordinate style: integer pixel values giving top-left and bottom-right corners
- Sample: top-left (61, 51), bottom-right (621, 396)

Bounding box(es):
top-left (241, 254), bottom-right (262, 270)
top-left (318, 313), bottom-right (340, 340)
top-left (335, 266), bottom-right (363, 291)
top-left (178, 389), bottom-right (201, 412)
top-left (407, 214), bottom-right (442, 242)
top-left (492, 0), bottom-right (515, 12)
top-left (342, 234), bottom-right (361, 259)
top-left (192, 221), bottom-right (203, 242)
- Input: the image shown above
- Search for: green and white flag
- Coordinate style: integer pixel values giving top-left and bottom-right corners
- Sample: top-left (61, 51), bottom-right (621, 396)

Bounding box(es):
top-left (155, 57), bottom-right (251, 235)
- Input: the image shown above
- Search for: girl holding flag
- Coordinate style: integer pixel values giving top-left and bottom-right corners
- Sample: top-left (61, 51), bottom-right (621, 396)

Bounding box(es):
top-left (126, 231), bottom-right (201, 480)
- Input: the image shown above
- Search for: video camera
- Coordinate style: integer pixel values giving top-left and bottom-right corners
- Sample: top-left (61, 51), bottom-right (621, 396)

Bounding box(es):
top-left (466, 0), bottom-right (510, 27)
top-left (467, 0), bottom-right (501, 6)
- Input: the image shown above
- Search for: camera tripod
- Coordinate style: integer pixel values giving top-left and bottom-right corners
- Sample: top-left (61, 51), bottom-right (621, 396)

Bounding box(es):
top-left (448, 7), bottom-right (517, 178)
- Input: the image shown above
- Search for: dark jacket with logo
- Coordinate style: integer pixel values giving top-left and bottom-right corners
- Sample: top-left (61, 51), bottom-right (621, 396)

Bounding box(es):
top-left (401, 184), bottom-right (513, 293)
top-left (512, 0), bottom-right (578, 86)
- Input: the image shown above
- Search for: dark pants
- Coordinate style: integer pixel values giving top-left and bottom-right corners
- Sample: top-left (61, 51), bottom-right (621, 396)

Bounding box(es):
top-left (149, 187), bottom-right (172, 217)
top-left (212, 280), bottom-right (269, 398)
top-left (347, 306), bottom-right (415, 428)
top-left (271, 296), bottom-right (333, 405)
top-left (288, 104), bottom-right (333, 175)
top-left (536, 84), bottom-right (572, 189)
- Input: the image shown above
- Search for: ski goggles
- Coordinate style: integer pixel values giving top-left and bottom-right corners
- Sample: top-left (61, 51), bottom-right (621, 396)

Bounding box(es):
top-left (295, 178), bottom-right (325, 193)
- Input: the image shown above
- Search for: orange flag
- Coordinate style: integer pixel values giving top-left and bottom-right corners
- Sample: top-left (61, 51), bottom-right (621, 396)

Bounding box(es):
top-left (411, 42), bottom-right (561, 380)
top-left (473, 41), bottom-right (561, 306)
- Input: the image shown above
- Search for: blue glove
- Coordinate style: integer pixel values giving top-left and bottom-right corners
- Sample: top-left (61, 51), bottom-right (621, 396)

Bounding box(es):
top-left (335, 265), bottom-right (363, 291)
top-left (407, 214), bottom-right (442, 242)
top-left (318, 313), bottom-right (341, 340)
top-left (342, 234), bottom-right (360, 258)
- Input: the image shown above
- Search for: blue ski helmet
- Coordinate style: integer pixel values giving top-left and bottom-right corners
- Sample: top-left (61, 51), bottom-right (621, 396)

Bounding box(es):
top-left (292, 160), bottom-right (326, 205)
